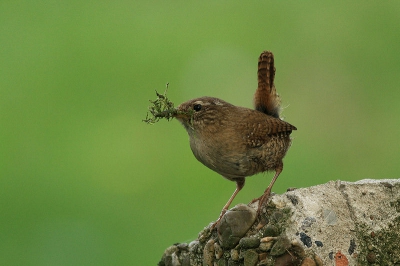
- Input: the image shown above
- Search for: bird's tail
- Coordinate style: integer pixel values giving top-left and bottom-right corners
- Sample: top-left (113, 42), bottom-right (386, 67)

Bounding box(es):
top-left (254, 51), bottom-right (281, 118)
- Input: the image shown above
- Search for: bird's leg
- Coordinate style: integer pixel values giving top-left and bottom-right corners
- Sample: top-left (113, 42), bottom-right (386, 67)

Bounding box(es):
top-left (256, 166), bottom-right (282, 214)
top-left (211, 179), bottom-right (245, 229)
top-left (249, 163), bottom-right (283, 211)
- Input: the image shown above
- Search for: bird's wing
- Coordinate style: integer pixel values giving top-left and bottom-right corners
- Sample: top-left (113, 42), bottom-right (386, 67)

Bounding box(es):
top-left (236, 109), bottom-right (296, 148)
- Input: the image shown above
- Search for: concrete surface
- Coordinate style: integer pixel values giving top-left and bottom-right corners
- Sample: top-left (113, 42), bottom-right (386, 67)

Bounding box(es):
top-left (159, 179), bottom-right (400, 266)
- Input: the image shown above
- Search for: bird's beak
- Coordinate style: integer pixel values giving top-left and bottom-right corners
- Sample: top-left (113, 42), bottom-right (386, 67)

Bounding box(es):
top-left (173, 109), bottom-right (186, 119)
top-left (172, 105), bottom-right (187, 119)
top-left (173, 106), bottom-right (194, 126)
top-left (173, 113), bottom-right (189, 122)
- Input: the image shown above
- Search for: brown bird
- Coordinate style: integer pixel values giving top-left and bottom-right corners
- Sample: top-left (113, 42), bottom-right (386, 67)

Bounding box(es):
top-left (174, 51), bottom-right (296, 226)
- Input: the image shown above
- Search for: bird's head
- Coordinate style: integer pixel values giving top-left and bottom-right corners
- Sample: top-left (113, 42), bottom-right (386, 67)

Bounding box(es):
top-left (174, 97), bottom-right (232, 133)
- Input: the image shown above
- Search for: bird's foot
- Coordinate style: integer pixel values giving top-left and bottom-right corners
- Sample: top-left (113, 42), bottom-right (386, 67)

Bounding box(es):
top-left (252, 190), bottom-right (272, 229)
top-left (249, 195), bottom-right (262, 205)
top-left (248, 189), bottom-right (272, 215)
top-left (256, 190), bottom-right (271, 215)
top-left (210, 208), bottom-right (227, 230)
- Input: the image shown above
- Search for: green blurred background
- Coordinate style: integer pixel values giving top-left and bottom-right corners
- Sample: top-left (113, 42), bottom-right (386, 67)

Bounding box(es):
top-left (1, 1), bottom-right (399, 265)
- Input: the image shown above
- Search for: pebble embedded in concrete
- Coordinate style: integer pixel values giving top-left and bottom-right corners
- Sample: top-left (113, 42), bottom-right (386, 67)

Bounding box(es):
top-left (270, 236), bottom-right (291, 256)
top-left (243, 250), bottom-right (258, 266)
top-left (217, 204), bottom-right (257, 249)
top-left (238, 237), bottom-right (260, 249)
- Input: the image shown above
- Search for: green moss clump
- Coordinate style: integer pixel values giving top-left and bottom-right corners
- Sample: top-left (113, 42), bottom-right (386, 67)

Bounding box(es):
top-left (143, 83), bottom-right (177, 124)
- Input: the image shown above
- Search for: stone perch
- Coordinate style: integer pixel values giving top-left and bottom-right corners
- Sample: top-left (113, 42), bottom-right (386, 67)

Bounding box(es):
top-left (158, 179), bottom-right (400, 266)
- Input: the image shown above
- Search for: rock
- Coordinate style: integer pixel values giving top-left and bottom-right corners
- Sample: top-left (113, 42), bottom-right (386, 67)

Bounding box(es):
top-left (270, 210), bottom-right (284, 223)
top-left (203, 239), bottom-right (215, 266)
top-left (299, 232), bottom-right (312, 248)
top-left (259, 242), bottom-right (273, 252)
top-left (262, 224), bottom-right (279, 237)
top-left (314, 255), bottom-right (323, 266)
top-left (300, 257), bottom-right (316, 266)
top-left (259, 237), bottom-right (276, 251)
top-left (171, 252), bottom-right (181, 266)
top-left (189, 240), bottom-right (200, 253)
top-left (334, 250), bottom-right (348, 266)
top-left (274, 252), bottom-right (301, 266)
top-left (230, 249), bottom-right (239, 261)
top-left (366, 251), bottom-right (376, 263)
top-left (258, 253), bottom-right (267, 262)
top-left (242, 250), bottom-right (258, 266)
top-left (180, 253), bottom-right (190, 266)
top-left (270, 236), bottom-right (291, 256)
top-left (216, 259), bottom-right (227, 266)
top-left (160, 245), bottom-right (179, 266)
top-left (177, 243), bottom-right (189, 251)
top-left (214, 242), bottom-right (223, 259)
top-left (159, 179), bottom-right (400, 266)
top-left (217, 204), bottom-right (257, 249)
top-left (290, 240), bottom-right (306, 259)
top-left (238, 237), bottom-right (260, 249)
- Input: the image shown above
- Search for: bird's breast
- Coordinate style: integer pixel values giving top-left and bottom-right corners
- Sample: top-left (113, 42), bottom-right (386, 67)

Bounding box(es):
top-left (188, 129), bottom-right (293, 180)
top-left (188, 131), bottom-right (252, 180)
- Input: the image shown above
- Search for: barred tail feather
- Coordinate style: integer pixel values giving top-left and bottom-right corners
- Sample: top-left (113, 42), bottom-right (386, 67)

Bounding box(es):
top-left (254, 51), bottom-right (281, 118)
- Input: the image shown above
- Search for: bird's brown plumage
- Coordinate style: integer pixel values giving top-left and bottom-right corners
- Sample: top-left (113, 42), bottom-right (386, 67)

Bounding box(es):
top-left (173, 51), bottom-right (296, 228)
top-left (254, 51), bottom-right (281, 118)
top-left (175, 97), bottom-right (295, 181)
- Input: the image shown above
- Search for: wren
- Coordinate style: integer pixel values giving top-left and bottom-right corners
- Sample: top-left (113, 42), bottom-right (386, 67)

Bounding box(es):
top-left (174, 51), bottom-right (296, 226)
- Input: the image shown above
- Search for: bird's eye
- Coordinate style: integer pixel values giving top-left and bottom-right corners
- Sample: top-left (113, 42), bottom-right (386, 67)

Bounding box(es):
top-left (193, 104), bottom-right (202, 112)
